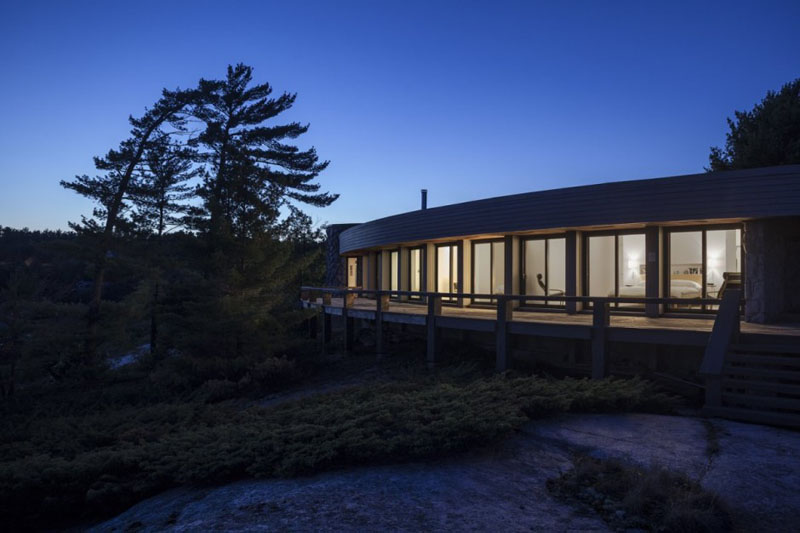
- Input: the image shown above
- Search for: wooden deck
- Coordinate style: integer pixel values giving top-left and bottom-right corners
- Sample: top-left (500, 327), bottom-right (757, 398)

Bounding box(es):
top-left (307, 297), bottom-right (800, 347)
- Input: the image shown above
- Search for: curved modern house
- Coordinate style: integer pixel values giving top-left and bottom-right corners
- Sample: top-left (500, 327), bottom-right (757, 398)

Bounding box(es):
top-left (326, 165), bottom-right (800, 324)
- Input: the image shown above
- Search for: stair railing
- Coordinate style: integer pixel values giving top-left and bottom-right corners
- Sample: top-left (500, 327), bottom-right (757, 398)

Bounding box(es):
top-left (699, 289), bottom-right (743, 408)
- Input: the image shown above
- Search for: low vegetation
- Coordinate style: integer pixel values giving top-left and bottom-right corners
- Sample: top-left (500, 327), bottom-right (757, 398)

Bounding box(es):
top-left (0, 372), bottom-right (673, 529)
top-left (548, 455), bottom-right (732, 532)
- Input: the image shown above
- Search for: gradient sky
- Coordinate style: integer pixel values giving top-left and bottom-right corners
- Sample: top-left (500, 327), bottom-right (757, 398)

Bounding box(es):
top-left (1, 0), bottom-right (799, 231)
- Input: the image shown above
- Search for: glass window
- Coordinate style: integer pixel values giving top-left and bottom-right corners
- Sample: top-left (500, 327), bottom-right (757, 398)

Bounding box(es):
top-left (409, 248), bottom-right (422, 297)
top-left (389, 250), bottom-right (399, 292)
top-left (588, 235), bottom-right (615, 298)
top-left (521, 237), bottom-right (565, 306)
top-left (472, 240), bottom-right (504, 303)
top-left (523, 239), bottom-right (546, 297)
top-left (436, 244), bottom-right (458, 300)
top-left (618, 234), bottom-right (646, 307)
top-left (668, 227), bottom-right (742, 310)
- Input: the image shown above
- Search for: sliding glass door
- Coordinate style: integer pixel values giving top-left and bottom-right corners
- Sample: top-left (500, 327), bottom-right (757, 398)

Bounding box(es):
top-left (436, 243), bottom-right (459, 302)
top-left (585, 232), bottom-right (646, 308)
top-left (346, 257), bottom-right (358, 288)
top-left (408, 247), bottom-right (424, 300)
top-left (521, 236), bottom-right (565, 306)
top-left (388, 249), bottom-right (399, 298)
top-left (472, 239), bottom-right (505, 304)
top-left (667, 226), bottom-right (742, 310)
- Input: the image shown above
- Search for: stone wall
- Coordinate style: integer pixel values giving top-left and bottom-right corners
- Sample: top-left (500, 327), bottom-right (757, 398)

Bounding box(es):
top-left (325, 224), bottom-right (359, 287)
top-left (744, 217), bottom-right (800, 323)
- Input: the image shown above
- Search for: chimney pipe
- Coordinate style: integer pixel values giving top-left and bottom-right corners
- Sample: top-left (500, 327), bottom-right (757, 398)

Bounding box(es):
top-left (421, 189), bottom-right (428, 210)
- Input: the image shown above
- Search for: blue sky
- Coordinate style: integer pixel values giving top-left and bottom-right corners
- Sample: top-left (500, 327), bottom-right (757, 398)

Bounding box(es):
top-left (1, 0), bottom-right (798, 230)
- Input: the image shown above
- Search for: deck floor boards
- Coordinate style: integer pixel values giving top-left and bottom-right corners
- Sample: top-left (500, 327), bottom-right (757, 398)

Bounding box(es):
top-left (311, 297), bottom-right (800, 337)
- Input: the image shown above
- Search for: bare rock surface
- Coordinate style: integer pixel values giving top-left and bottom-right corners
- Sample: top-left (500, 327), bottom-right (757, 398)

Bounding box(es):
top-left (91, 414), bottom-right (800, 532)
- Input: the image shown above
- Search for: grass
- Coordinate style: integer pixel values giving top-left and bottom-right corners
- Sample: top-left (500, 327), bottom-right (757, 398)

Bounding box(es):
top-left (0, 371), bottom-right (675, 529)
top-left (548, 455), bottom-right (732, 532)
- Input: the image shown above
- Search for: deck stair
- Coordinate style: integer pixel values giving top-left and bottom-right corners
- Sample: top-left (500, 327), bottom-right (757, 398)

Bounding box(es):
top-left (717, 341), bottom-right (800, 426)
top-left (700, 290), bottom-right (800, 428)
top-left (705, 340), bottom-right (800, 428)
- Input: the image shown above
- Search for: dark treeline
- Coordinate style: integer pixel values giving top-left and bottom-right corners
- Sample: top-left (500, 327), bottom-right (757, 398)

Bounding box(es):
top-left (0, 63), bottom-right (334, 399)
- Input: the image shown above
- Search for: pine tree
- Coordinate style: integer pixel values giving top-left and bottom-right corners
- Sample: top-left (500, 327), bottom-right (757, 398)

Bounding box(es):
top-left (61, 88), bottom-right (195, 361)
top-left (129, 134), bottom-right (200, 356)
top-left (190, 63), bottom-right (337, 239)
top-left (181, 63), bottom-right (337, 360)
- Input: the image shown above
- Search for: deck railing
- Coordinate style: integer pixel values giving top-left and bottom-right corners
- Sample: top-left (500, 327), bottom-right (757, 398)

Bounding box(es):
top-left (300, 286), bottom-right (744, 377)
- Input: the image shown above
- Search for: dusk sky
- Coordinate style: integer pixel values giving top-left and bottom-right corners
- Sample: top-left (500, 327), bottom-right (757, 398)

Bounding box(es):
top-left (1, 0), bottom-right (798, 231)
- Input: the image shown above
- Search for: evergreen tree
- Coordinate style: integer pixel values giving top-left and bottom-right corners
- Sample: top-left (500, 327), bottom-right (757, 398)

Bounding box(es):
top-left (190, 63), bottom-right (337, 239)
top-left (129, 135), bottom-right (200, 356)
top-left (708, 78), bottom-right (800, 171)
top-left (61, 88), bottom-right (195, 361)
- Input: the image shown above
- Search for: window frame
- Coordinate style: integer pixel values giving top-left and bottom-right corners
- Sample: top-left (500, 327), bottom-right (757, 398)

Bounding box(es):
top-left (582, 229), bottom-right (647, 310)
top-left (434, 241), bottom-right (461, 303)
top-left (406, 245), bottom-right (425, 301)
top-left (663, 223), bottom-right (744, 313)
top-left (519, 233), bottom-right (567, 308)
top-left (470, 238), bottom-right (505, 305)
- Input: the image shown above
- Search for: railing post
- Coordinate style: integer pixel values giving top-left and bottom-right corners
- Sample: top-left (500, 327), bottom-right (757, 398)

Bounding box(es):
top-left (323, 292), bottom-right (332, 306)
top-left (496, 296), bottom-right (513, 372)
top-left (427, 293), bottom-right (441, 370)
top-left (700, 289), bottom-right (742, 409)
top-left (591, 300), bottom-right (610, 379)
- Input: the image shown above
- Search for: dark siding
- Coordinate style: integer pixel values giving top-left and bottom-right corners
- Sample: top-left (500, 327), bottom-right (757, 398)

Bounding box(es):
top-left (339, 165), bottom-right (800, 254)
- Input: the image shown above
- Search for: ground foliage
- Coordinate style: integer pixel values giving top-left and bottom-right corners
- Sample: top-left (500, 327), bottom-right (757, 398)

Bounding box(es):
top-left (0, 372), bottom-right (673, 529)
top-left (548, 455), bottom-right (732, 532)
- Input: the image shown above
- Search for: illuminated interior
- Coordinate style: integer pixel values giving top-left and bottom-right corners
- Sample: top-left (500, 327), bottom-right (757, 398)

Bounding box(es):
top-left (587, 232), bottom-right (646, 307)
top-left (409, 247), bottom-right (422, 297)
top-left (436, 243), bottom-right (459, 300)
top-left (668, 227), bottom-right (741, 309)
top-left (389, 250), bottom-right (399, 293)
top-left (472, 240), bottom-right (504, 302)
top-left (522, 236), bottom-right (565, 306)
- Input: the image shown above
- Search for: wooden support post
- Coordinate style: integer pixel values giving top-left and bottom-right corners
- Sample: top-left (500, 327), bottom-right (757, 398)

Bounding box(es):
top-left (343, 307), bottom-right (354, 352)
top-left (323, 292), bottom-right (332, 305)
top-left (375, 292), bottom-right (385, 358)
top-left (322, 309), bottom-right (332, 352)
top-left (705, 376), bottom-right (722, 408)
top-left (495, 296), bottom-right (513, 372)
top-left (309, 310), bottom-right (318, 339)
top-left (591, 300), bottom-right (610, 379)
top-left (426, 294), bottom-right (441, 370)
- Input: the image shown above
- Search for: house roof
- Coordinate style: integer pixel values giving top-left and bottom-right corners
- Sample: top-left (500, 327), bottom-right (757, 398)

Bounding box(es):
top-left (339, 164), bottom-right (800, 254)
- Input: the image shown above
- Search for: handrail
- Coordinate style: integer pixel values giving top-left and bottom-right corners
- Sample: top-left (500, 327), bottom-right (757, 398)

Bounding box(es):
top-left (699, 289), bottom-right (742, 375)
top-left (300, 285), bottom-right (738, 308)
top-left (698, 289), bottom-right (742, 408)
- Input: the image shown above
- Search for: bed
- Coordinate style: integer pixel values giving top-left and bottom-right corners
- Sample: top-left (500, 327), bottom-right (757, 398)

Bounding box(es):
top-left (616, 279), bottom-right (703, 299)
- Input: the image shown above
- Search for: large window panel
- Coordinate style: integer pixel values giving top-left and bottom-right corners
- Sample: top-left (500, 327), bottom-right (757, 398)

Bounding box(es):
top-left (472, 240), bottom-right (504, 304)
top-left (389, 250), bottom-right (399, 293)
top-left (492, 242), bottom-right (505, 295)
top-left (587, 235), bottom-right (615, 298)
top-left (409, 247), bottom-right (422, 297)
top-left (521, 236), bottom-right (565, 307)
top-left (523, 240), bottom-right (546, 297)
top-left (436, 243), bottom-right (459, 301)
top-left (473, 242), bottom-right (491, 296)
top-left (618, 234), bottom-right (646, 307)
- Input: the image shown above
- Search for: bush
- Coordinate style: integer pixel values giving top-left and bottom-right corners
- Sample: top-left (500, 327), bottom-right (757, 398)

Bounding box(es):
top-left (548, 455), bottom-right (732, 532)
top-left (0, 375), bottom-right (674, 529)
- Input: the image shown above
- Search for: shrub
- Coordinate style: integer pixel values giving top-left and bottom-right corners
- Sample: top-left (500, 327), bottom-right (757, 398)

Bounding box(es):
top-left (548, 455), bottom-right (732, 532)
top-left (0, 375), bottom-right (674, 529)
